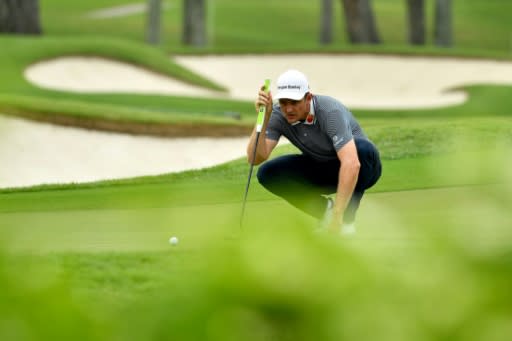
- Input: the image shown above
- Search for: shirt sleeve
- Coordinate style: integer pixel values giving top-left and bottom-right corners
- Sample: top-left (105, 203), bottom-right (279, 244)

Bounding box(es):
top-left (265, 107), bottom-right (282, 141)
top-left (325, 109), bottom-right (353, 152)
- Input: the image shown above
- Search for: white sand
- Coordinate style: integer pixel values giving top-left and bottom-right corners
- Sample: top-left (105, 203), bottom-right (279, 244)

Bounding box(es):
top-left (0, 115), bottom-right (262, 188)
top-left (26, 55), bottom-right (512, 109)
top-left (24, 57), bottom-right (224, 98)
top-left (3, 54), bottom-right (512, 188)
top-left (174, 54), bottom-right (512, 109)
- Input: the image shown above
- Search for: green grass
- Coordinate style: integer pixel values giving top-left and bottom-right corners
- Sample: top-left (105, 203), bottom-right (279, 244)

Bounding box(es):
top-left (0, 36), bottom-right (253, 133)
top-left (1, 0), bottom-right (512, 338)
top-left (39, 0), bottom-right (512, 53)
top-left (0, 0), bottom-right (512, 133)
top-left (1, 132), bottom-right (512, 338)
top-left (1, 115), bottom-right (510, 194)
top-left (0, 36), bottom-right (225, 91)
top-left (3, 111), bottom-right (510, 339)
top-left (1, 181), bottom-right (512, 339)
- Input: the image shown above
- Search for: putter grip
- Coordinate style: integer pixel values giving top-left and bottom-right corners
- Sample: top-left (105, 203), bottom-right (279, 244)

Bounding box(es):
top-left (256, 79), bottom-right (271, 133)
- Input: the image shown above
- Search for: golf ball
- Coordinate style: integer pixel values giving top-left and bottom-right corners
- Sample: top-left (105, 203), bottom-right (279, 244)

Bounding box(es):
top-left (169, 236), bottom-right (179, 245)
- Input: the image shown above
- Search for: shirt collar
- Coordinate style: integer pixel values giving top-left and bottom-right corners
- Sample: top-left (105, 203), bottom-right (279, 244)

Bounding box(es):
top-left (304, 98), bottom-right (316, 125)
top-left (291, 97), bottom-right (316, 126)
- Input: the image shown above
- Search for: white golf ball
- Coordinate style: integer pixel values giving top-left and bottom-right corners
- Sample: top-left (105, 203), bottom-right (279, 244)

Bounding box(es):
top-left (169, 236), bottom-right (179, 245)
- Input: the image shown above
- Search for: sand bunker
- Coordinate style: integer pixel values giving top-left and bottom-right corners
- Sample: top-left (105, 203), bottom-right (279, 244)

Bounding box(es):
top-left (174, 54), bottom-right (512, 109)
top-left (4, 54), bottom-right (512, 188)
top-left (25, 54), bottom-right (512, 109)
top-left (0, 115), bottom-right (278, 188)
top-left (24, 57), bottom-right (223, 98)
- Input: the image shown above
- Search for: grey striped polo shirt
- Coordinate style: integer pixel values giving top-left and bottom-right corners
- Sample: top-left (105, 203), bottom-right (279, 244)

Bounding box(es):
top-left (266, 95), bottom-right (368, 161)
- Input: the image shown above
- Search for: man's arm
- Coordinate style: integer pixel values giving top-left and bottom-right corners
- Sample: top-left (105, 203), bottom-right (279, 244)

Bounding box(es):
top-left (329, 139), bottom-right (360, 232)
top-left (247, 131), bottom-right (278, 165)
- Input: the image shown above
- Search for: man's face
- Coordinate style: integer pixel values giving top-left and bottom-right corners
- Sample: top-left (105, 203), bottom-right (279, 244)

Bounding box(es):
top-left (278, 93), bottom-right (311, 124)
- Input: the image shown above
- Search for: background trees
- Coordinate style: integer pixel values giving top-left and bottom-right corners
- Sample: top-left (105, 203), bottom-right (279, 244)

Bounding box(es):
top-left (406, 0), bottom-right (426, 45)
top-left (329, 0), bottom-right (453, 47)
top-left (0, 0), bottom-right (453, 49)
top-left (434, 0), bottom-right (452, 47)
top-left (182, 0), bottom-right (207, 47)
top-left (146, 0), bottom-right (207, 47)
top-left (340, 0), bottom-right (381, 44)
top-left (404, 0), bottom-right (453, 47)
top-left (320, 0), bottom-right (334, 44)
top-left (146, 0), bottom-right (162, 45)
top-left (0, 0), bottom-right (42, 34)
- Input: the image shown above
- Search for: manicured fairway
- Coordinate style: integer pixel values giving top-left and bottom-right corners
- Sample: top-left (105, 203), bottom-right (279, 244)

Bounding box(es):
top-left (1, 180), bottom-right (511, 341)
top-left (1, 1), bottom-right (512, 338)
top-left (1, 140), bottom-right (511, 339)
top-left (1, 181), bottom-right (510, 253)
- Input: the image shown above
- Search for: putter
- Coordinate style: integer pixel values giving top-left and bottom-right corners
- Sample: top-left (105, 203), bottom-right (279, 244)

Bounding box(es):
top-left (240, 79), bottom-right (271, 228)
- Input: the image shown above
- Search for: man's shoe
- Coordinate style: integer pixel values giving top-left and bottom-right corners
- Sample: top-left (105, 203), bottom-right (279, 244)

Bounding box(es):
top-left (317, 197), bottom-right (334, 232)
top-left (340, 222), bottom-right (356, 235)
top-left (318, 198), bottom-right (357, 236)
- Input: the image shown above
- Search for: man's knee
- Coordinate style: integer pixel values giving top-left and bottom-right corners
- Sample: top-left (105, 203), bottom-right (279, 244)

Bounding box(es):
top-left (354, 138), bottom-right (382, 190)
top-left (256, 164), bottom-right (265, 184)
top-left (354, 138), bottom-right (374, 158)
top-left (256, 162), bottom-right (272, 186)
top-left (257, 155), bottom-right (297, 187)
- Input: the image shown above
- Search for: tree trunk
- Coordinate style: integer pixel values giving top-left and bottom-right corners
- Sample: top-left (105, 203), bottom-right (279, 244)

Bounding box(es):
top-left (182, 0), bottom-right (207, 46)
top-left (340, 0), bottom-right (381, 44)
top-left (434, 0), bottom-right (452, 47)
top-left (320, 0), bottom-right (334, 45)
top-left (146, 0), bottom-right (161, 45)
top-left (406, 0), bottom-right (425, 45)
top-left (0, 0), bottom-right (42, 34)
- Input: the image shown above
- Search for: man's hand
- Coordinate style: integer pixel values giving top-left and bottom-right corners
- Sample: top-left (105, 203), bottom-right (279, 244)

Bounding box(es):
top-left (255, 85), bottom-right (273, 117)
top-left (327, 207), bottom-right (344, 234)
top-left (247, 84), bottom-right (277, 165)
top-left (329, 140), bottom-right (360, 234)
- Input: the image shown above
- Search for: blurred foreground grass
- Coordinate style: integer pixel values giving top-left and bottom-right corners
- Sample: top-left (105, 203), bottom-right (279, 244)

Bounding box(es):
top-left (1, 141), bottom-right (511, 340)
top-left (1, 0), bottom-right (511, 337)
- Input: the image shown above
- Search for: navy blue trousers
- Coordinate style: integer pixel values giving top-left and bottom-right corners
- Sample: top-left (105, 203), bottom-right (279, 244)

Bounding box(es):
top-left (257, 138), bottom-right (382, 223)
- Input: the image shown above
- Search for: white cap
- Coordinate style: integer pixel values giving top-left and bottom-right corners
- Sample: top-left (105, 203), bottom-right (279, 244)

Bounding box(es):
top-left (274, 69), bottom-right (310, 100)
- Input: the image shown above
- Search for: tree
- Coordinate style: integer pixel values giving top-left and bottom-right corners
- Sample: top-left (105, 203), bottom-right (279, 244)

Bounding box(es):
top-left (434, 0), bottom-right (452, 47)
top-left (406, 0), bottom-right (425, 45)
top-left (340, 0), bottom-right (380, 44)
top-left (146, 0), bottom-right (162, 45)
top-left (0, 0), bottom-right (42, 34)
top-left (320, 0), bottom-right (334, 45)
top-left (182, 0), bottom-right (207, 46)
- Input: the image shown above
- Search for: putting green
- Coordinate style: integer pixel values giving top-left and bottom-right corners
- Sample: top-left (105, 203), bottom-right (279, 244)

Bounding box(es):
top-left (1, 185), bottom-right (510, 254)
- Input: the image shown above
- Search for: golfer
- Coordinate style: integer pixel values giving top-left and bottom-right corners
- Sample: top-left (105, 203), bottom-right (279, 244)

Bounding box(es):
top-left (247, 69), bottom-right (381, 234)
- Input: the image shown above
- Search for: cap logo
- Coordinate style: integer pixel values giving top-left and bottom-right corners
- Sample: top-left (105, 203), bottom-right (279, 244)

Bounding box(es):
top-left (277, 85), bottom-right (302, 90)
top-left (275, 69), bottom-right (310, 100)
